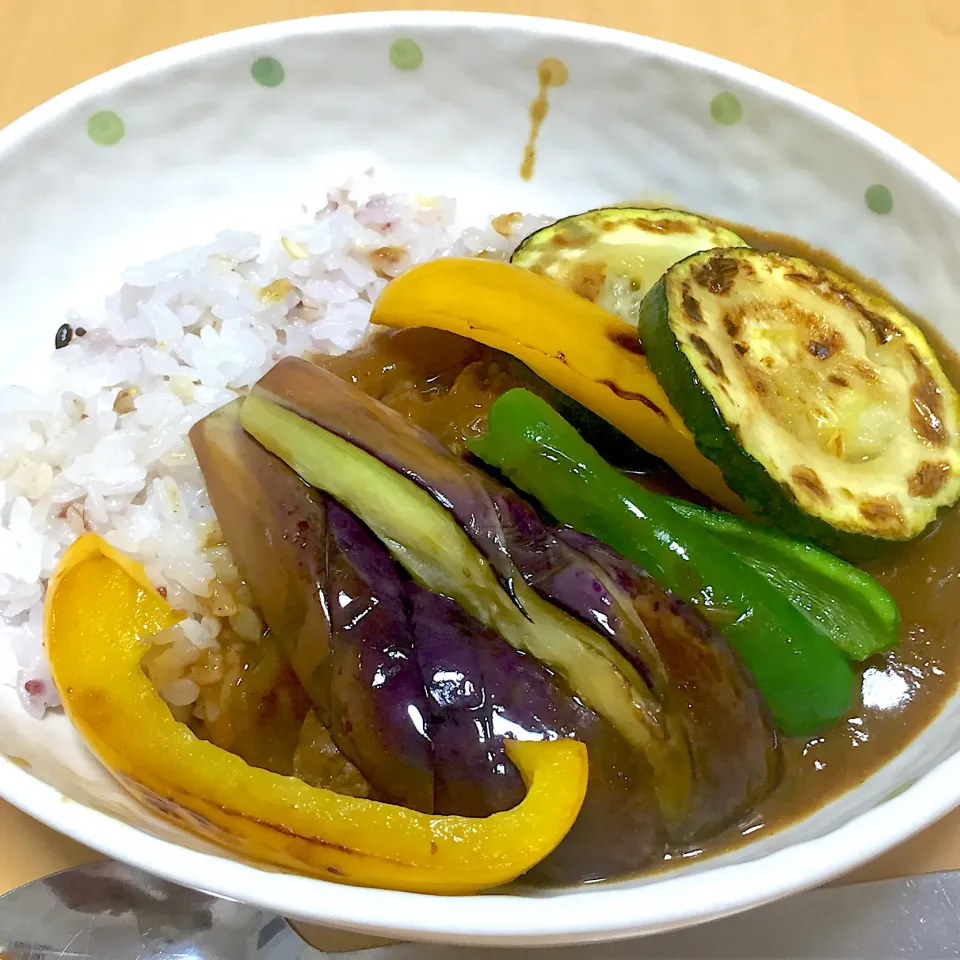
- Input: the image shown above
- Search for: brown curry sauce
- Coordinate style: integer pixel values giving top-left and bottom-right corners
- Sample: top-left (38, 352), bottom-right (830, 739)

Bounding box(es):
top-left (520, 58), bottom-right (569, 182)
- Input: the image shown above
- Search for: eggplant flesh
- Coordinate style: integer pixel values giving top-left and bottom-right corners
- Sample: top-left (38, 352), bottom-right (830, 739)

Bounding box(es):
top-left (325, 510), bottom-right (670, 877)
top-left (254, 357), bottom-right (522, 596)
top-left (329, 503), bottom-right (666, 877)
top-left (240, 389), bottom-right (691, 823)
top-left (497, 492), bottom-right (779, 837)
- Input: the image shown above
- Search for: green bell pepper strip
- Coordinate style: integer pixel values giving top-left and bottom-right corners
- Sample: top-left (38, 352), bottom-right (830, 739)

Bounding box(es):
top-left (469, 388), bottom-right (855, 737)
top-left (659, 496), bottom-right (899, 660)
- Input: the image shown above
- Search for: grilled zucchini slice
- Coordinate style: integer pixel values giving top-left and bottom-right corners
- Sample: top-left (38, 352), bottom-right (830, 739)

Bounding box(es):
top-left (511, 207), bottom-right (745, 322)
top-left (639, 247), bottom-right (960, 548)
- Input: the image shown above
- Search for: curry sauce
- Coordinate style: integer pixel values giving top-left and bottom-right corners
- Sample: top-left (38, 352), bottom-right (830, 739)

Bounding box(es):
top-left (189, 228), bottom-right (960, 885)
top-left (310, 247), bottom-right (960, 879)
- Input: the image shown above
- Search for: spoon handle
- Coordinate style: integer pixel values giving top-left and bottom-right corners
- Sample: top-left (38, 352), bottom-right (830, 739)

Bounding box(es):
top-left (0, 859), bottom-right (303, 960)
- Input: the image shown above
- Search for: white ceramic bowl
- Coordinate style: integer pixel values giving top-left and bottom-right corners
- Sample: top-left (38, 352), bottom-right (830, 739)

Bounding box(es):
top-left (2, 11), bottom-right (960, 947)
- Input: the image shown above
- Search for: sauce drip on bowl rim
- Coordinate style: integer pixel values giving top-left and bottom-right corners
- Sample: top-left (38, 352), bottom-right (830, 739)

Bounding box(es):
top-left (520, 58), bottom-right (569, 181)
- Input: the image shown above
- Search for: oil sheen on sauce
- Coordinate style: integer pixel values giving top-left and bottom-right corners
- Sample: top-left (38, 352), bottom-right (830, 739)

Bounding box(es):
top-left (520, 58), bottom-right (569, 181)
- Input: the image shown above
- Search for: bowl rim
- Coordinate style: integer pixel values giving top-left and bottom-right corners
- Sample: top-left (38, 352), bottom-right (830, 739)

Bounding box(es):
top-left (2, 9), bottom-right (960, 945)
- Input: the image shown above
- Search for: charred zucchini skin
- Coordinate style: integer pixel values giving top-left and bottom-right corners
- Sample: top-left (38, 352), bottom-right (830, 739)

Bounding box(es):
top-left (639, 249), bottom-right (960, 554)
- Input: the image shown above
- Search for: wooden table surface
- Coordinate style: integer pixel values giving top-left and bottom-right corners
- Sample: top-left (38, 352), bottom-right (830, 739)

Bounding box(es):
top-left (3, 0), bottom-right (960, 898)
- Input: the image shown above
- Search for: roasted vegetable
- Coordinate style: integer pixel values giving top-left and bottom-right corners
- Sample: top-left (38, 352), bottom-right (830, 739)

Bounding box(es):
top-left (371, 257), bottom-right (742, 512)
top-left (639, 248), bottom-right (960, 548)
top-left (659, 495), bottom-right (899, 660)
top-left (189, 401), bottom-right (333, 715)
top-left (240, 389), bottom-right (691, 822)
top-left (325, 500), bottom-right (436, 812)
top-left (191, 399), bottom-right (557, 816)
top-left (326, 498), bottom-right (595, 820)
top-left (192, 403), bottom-right (416, 797)
top-left (292, 710), bottom-right (373, 797)
top-left (192, 401), bottom-right (665, 878)
top-left (511, 207), bottom-right (745, 320)
top-left (46, 534), bottom-right (588, 893)
top-left (409, 586), bottom-right (527, 817)
top-left (407, 582), bottom-right (659, 845)
top-left (241, 360), bottom-right (783, 835)
top-left (411, 580), bottom-right (670, 882)
top-left (251, 356), bottom-right (528, 597)
top-left (469, 388), bottom-right (855, 736)
top-left (244, 362), bottom-right (696, 817)
top-left (554, 527), bottom-right (779, 836)
top-left (478, 487), bottom-right (778, 836)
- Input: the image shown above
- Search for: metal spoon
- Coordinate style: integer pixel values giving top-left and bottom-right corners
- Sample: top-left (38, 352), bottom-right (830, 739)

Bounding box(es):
top-left (3, 858), bottom-right (960, 958)
top-left (0, 858), bottom-right (335, 959)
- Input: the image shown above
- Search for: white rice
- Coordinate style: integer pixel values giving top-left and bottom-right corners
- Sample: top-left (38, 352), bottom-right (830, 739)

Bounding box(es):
top-left (0, 181), bottom-right (550, 719)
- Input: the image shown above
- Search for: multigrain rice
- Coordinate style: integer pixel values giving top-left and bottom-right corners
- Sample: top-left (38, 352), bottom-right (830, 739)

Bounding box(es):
top-left (0, 181), bottom-right (549, 719)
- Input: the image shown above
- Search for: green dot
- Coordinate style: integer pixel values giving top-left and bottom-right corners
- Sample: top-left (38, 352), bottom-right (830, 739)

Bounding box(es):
top-left (865, 184), bottom-right (893, 215)
top-left (389, 38), bottom-right (423, 71)
top-left (87, 110), bottom-right (124, 146)
top-left (251, 56), bottom-right (285, 87)
top-left (710, 92), bottom-right (742, 126)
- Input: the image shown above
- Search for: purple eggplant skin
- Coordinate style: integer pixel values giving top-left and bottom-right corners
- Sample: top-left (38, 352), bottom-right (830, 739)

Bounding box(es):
top-left (407, 586), bottom-right (525, 817)
top-left (387, 447), bottom-right (774, 842)
top-left (190, 403), bottom-right (434, 813)
top-left (319, 500), bottom-right (668, 879)
top-left (188, 400), bottom-right (334, 721)
top-left (477, 627), bottom-right (666, 885)
top-left (325, 522), bottom-right (667, 878)
top-left (556, 528), bottom-right (781, 839)
top-left (493, 485), bottom-right (779, 837)
top-left (191, 401), bottom-right (435, 811)
top-left (487, 488), bottom-right (670, 694)
top-left (325, 500), bottom-right (436, 814)
top-left (408, 585), bottom-right (665, 882)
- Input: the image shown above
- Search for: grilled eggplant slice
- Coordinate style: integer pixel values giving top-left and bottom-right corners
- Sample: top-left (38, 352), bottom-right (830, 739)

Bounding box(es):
top-left (188, 401), bottom-right (335, 716)
top-left (511, 207), bottom-right (745, 321)
top-left (639, 248), bottom-right (960, 549)
top-left (239, 389), bottom-right (689, 820)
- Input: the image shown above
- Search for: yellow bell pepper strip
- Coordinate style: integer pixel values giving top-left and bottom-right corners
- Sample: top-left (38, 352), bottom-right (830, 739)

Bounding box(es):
top-left (371, 257), bottom-right (743, 513)
top-left (45, 534), bottom-right (589, 894)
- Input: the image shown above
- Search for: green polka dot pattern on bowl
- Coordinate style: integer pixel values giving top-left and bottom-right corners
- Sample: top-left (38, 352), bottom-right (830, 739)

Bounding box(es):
top-left (251, 56), bottom-right (285, 87)
top-left (865, 184), bottom-right (893, 215)
top-left (389, 38), bottom-right (423, 71)
top-left (710, 92), bottom-right (742, 126)
top-left (87, 111), bottom-right (125, 146)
